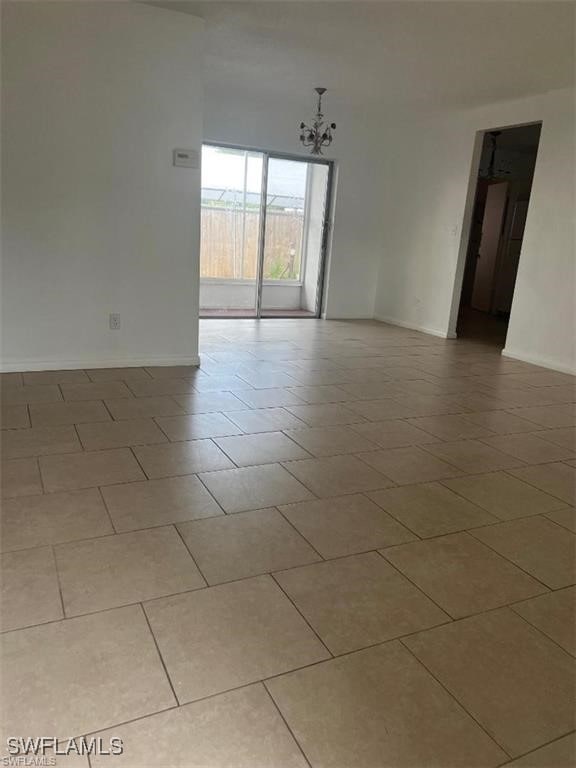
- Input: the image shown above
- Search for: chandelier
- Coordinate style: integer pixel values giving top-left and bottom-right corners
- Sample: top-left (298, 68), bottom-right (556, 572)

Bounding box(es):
top-left (299, 87), bottom-right (336, 155)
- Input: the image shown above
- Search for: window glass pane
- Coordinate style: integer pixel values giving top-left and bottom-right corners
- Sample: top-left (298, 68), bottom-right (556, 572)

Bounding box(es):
top-left (263, 159), bottom-right (307, 281)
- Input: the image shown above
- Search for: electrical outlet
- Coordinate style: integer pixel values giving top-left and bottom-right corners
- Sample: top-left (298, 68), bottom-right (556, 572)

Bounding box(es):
top-left (109, 313), bottom-right (121, 330)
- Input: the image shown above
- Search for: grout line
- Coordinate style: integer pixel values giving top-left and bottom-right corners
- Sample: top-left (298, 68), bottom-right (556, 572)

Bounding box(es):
top-left (261, 682), bottom-right (314, 768)
top-left (376, 549), bottom-right (455, 619)
top-left (463, 529), bottom-right (554, 592)
top-left (172, 524), bottom-right (209, 587)
top-left (400, 640), bottom-right (513, 760)
top-left (50, 544), bottom-right (67, 620)
top-left (274, 506), bottom-right (326, 561)
top-left (495, 730), bottom-right (576, 767)
top-left (509, 599), bottom-right (576, 660)
top-left (139, 602), bottom-right (180, 706)
top-left (97, 485), bottom-right (118, 534)
top-left (128, 444), bottom-right (151, 480)
top-left (269, 572), bottom-right (333, 659)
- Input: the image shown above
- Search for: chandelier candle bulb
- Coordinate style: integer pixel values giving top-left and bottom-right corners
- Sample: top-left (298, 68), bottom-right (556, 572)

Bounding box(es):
top-left (299, 87), bottom-right (336, 155)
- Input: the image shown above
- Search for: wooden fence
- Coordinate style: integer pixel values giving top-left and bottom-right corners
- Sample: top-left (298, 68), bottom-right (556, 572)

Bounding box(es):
top-left (200, 207), bottom-right (304, 280)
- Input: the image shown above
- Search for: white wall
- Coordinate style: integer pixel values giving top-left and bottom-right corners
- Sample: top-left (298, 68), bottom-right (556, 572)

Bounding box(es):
top-left (374, 87), bottom-right (575, 373)
top-left (1, 2), bottom-right (204, 371)
top-left (203, 91), bottom-right (385, 319)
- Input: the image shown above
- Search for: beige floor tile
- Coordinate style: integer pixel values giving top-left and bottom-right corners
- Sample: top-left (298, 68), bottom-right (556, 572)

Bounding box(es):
top-left (394, 392), bottom-right (472, 417)
top-left (2, 384), bottom-right (62, 406)
top-left (538, 426), bottom-right (576, 450)
top-left (91, 685), bottom-right (308, 768)
top-left (191, 373), bottom-right (254, 392)
top-left (1, 458), bottom-right (42, 498)
top-left (423, 439), bottom-right (525, 473)
top-left (544, 506), bottom-right (576, 532)
top-left (105, 395), bottom-right (184, 420)
top-left (56, 526), bottom-right (205, 616)
top-left (350, 418), bottom-right (439, 449)
top-left (454, 391), bottom-right (520, 413)
top-left (404, 608), bottom-right (576, 757)
top-left (513, 587), bottom-right (576, 657)
top-left (236, 388), bottom-right (305, 409)
top-left (40, 448), bottom-right (144, 492)
top-left (464, 410), bottom-right (546, 435)
top-left (178, 507), bottom-right (320, 584)
top-left (481, 433), bottom-right (575, 464)
top-left (30, 400), bottom-right (111, 427)
top-left (173, 391), bottom-right (249, 414)
top-left (358, 445), bottom-right (461, 485)
top-left (286, 385), bottom-right (351, 404)
top-left (442, 471), bottom-right (567, 520)
top-left (125, 378), bottom-right (198, 397)
top-left (339, 380), bottom-right (403, 400)
top-left (284, 454), bottom-right (393, 497)
top-left (199, 463), bottom-right (313, 513)
top-left (0, 546), bottom-right (63, 631)
top-left (145, 365), bottom-right (202, 379)
top-left (0, 372), bottom-right (23, 388)
top-left (0, 605), bottom-right (175, 741)
top-left (285, 402), bottom-right (365, 426)
top-left (215, 432), bottom-right (310, 466)
top-left (134, 439), bottom-right (233, 479)
top-left (275, 552), bottom-right (449, 654)
top-left (510, 404), bottom-right (576, 428)
top-left (224, 407), bottom-right (306, 434)
top-left (471, 517), bottom-right (576, 589)
top-left (266, 641), bottom-right (506, 768)
top-left (284, 425), bottom-right (378, 457)
top-left (508, 462), bottom-right (576, 506)
top-left (1, 405), bottom-right (30, 429)
top-left (279, 494), bottom-right (416, 558)
top-left (61, 381), bottom-right (132, 402)
top-left (369, 482), bottom-right (497, 538)
top-left (237, 371), bottom-right (300, 389)
top-left (1, 424), bottom-right (80, 459)
top-left (86, 366), bottom-right (151, 383)
top-left (503, 732), bottom-right (576, 767)
top-left (383, 533), bottom-right (546, 618)
top-left (155, 413), bottom-right (242, 441)
top-left (345, 397), bottom-right (413, 421)
top-left (1, 488), bottom-right (113, 552)
top-left (76, 418), bottom-right (168, 451)
top-left (102, 474), bottom-right (223, 532)
top-left (144, 575), bottom-right (329, 702)
top-left (407, 414), bottom-right (495, 441)
top-left (23, 370), bottom-right (89, 386)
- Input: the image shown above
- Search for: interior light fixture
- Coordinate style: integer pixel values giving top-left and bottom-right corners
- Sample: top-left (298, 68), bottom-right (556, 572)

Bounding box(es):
top-left (299, 87), bottom-right (336, 155)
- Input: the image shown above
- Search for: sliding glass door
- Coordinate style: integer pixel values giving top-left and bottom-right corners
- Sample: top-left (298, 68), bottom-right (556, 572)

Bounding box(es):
top-left (199, 144), bottom-right (332, 318)
top-left (199, 146), bottom-right (264, 316)
top-left (260, 158), bottom-right (330, 317)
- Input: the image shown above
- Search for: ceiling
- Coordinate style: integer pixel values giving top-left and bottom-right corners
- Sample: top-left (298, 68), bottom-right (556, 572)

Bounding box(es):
top-left (151, 1), bottom-right (574, 111)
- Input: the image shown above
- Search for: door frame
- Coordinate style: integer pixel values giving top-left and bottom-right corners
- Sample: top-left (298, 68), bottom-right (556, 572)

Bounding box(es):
top-left (201, 141), bottom-right (334, 319)
top-left (447, 120), bottom-right (542, 339)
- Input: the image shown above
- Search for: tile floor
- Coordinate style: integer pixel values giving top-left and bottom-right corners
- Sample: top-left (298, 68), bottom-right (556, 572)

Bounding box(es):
top-left (1, 318), bottom-right (575, 767)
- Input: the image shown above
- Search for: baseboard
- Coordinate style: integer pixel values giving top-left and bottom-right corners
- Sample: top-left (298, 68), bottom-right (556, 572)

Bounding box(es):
top-left (373, 314), bottom-right (455, 340)
top-left (501, 347), bottom-right (575, 375)
top-left (0, 354), bottom-right (201, 373)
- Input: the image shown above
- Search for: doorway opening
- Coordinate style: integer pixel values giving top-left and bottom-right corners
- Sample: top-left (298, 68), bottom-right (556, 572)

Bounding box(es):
top-left (199, 144), bottom-right (332, 318)
top-left (455, 122), bottom-right (541, 347)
